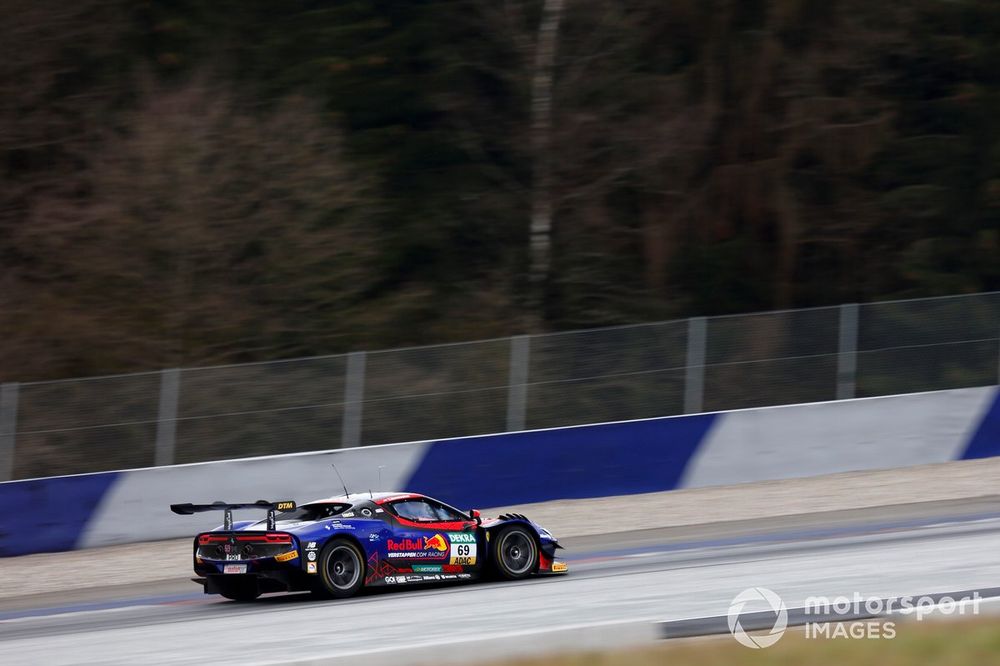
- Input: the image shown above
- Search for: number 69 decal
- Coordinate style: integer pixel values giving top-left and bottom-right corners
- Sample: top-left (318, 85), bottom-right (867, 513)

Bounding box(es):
top-left (449, 540), bottom-right (477, 565)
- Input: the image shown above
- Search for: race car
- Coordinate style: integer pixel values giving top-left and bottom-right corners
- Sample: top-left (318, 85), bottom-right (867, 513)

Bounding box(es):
top-left (170, 491), bottom-right (568, 601)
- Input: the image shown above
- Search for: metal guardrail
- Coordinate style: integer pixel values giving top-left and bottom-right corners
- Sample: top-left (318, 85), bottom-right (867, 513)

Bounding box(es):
top-left (2, 291), bottom-right (998, 480)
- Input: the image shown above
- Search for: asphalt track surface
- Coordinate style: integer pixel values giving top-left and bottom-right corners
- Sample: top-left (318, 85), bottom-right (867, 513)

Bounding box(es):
top-left (4, 498), bottom-right (1000, 665)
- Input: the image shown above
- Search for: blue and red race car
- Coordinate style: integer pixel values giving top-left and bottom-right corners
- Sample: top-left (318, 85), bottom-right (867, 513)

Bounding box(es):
top-left (170, 492), bottom-right (568, 601)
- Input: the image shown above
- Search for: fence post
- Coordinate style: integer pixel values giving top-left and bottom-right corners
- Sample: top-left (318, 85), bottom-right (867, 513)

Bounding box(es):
top-left (837, 303), bottom-right (859, 400)
top-left (684, 317), bottom-right (706, 414)
top-left (0, 382), bottom-right (18, 481)
top-left (341, 351), bottom-right (366, 449)
top-left (154, 369), bottom-right (181, 467)
top-left (506, 336), bottom-right (530, 432)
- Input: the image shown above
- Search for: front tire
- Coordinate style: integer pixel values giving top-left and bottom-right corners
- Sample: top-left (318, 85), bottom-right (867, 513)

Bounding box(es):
top-left (314, 538), bottom-right (365, 599)
top-left (492, 526), bottom-right (539, 580)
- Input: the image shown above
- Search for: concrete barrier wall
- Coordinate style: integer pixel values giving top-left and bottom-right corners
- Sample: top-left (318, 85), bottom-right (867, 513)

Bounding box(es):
top-left (2, 386), bottom-right (998, 556)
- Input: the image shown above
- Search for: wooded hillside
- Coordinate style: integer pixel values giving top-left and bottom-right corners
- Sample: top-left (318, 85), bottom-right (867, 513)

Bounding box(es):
top-left (2, 0), bottom-right (998, 381)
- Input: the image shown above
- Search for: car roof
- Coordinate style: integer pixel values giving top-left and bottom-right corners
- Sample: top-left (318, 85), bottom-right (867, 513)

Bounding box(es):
top-left (303, 491), bottom-right (426, 505)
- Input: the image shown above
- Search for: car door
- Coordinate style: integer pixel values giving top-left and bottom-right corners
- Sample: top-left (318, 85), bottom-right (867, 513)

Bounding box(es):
top-left (384, 498), bottom-right (480, 580)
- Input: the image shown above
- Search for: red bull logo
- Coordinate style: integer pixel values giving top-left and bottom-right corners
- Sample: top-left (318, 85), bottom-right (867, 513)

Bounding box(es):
top-left (387, 538), bottom-right (424, 551)
top-left (386, 534), bottom-right (449, 555)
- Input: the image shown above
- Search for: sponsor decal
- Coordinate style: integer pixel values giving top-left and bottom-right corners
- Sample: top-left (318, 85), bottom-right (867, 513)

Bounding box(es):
top-left (274, 501), bottom-right (296, 511)
top-left (443, 565), bottom-right (463, 573)
top-left (307, 551), bottom-right (317, 562)
top-left (306, 562), bottom-right (318, 574)
top-left (375, 508), bottom-right (384, 513)
top-left (413, 564), bottom-right (443, 573)
top-left (386, 534), bottom-right (450, 559)
top-left (342, 512), bottom-right (355, 518)
top-left (384, 576), bottom-right (398, 584)
top-left (275, 550), bottom-right (299, 562)
top-left (449, 536), bottom-right (477, 565)
top-left (369, 533), bottom-right (380, 541)
top-left (306, 542), bottom-right (317, 550)
top-left (551, 561), bottom-right (568, 573)
top-left (329, 522), bottom-right (355, 530)
top-left (223, 564), bottom-right (247, 574)
top-left (388, 537), bottom-right (426, 551)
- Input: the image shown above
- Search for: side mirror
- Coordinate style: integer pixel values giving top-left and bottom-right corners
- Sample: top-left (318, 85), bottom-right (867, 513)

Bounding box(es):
top-left (469, 509), bottom-right (481, 525)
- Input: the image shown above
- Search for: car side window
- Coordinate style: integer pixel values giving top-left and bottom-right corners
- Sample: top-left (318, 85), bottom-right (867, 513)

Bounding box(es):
top-left (392, 500), bottom-right (438, 522)
top-left (427, 501), bottom-right (466, 522)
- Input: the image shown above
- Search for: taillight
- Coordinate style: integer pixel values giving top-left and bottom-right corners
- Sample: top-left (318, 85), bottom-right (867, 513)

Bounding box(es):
top-left (198, 533), bottom-right (293, 545)
top-left (262, 533), bottom-right (293, 544)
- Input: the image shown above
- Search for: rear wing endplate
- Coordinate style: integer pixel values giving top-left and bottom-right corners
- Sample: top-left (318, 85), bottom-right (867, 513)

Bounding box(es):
top-left (170, 500), bottom-right (296, 530)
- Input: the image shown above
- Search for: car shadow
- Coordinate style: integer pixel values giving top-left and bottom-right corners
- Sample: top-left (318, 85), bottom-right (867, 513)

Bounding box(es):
top-left (234, 578), bottom-right (509, 607)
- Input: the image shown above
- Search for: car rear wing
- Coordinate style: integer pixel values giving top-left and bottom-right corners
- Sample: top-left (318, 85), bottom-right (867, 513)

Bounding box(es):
top-left (170, 500), bottom-right (296, 530)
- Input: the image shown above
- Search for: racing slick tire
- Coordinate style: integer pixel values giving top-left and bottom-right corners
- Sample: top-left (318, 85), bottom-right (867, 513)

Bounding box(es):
top-left (492, 525), bottom-right (539, 580)
top-left (314, 538), bottom-right (365, 599)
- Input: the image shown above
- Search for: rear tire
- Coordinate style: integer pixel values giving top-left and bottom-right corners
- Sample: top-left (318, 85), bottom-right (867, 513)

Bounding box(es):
top-left (491, 526), bottom-right (539, 580)
top-left (314, 538), bottom-right (365, 599)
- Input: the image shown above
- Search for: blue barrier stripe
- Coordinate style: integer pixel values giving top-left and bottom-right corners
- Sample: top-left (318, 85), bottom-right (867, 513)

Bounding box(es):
top-left (960, 387), bottom-right (1000, 460)
top-left (405, 413), bottom-right (718, 509)
top-left (0, 473), bottom-right (120, 557)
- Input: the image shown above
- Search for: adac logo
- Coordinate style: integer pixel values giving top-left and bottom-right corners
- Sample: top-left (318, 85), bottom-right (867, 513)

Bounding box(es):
top-left (424, 534), bottom-right (448, 552)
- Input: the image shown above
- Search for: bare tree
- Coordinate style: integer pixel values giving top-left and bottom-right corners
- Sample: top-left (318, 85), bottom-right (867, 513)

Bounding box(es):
top-left (4, 77), bottom-right (375, 378)
top-left (453, 0), bottom-right (715, 326)
top-left (527, 0), bottom-right (566, 323)
top-left (0, 0), bottom-right (128, 381)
